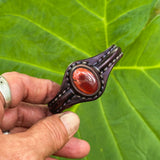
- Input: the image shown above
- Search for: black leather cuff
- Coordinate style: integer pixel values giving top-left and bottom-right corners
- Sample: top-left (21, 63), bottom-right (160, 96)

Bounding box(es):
top-left (48, 45), bottom-right (123, 114)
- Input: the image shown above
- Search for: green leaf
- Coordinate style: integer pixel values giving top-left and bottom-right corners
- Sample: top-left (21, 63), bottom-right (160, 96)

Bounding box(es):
top-left (0, 0), bottom-right (160, 159)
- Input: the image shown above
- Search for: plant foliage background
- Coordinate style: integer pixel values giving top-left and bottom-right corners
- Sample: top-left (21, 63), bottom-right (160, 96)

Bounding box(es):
top-left (0, 0), bottom-right (160, 159)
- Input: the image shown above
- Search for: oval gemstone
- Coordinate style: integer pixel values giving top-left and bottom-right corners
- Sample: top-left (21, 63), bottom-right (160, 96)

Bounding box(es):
top-left (72, 67), bottom-right (98, 95)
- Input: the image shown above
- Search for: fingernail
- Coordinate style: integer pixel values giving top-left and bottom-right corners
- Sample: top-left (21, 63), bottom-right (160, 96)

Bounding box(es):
top-left (60, 112), bottom-right (80, 138)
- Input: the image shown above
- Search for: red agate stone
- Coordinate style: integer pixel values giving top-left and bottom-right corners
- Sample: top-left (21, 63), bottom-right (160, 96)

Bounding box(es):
top-left (72, 67), bottom-right (98, 95)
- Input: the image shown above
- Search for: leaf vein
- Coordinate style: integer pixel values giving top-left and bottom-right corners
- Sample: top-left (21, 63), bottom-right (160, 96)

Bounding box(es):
top-left (2, 13), bottom-right (91, 57)
top-left (135, 31), bottom-right (154, 66)
top-left (76, 0), bottom-right (103, 20)
top-left (0, 57), bottom-right (64, 76)
top-left (114, 65), bottom-right (160, 70)
top-left (107, 4), bottom-right (150, 25)
top-left (142, 69), bottom-right (160, 89)
top-left (104, 0), bottom-right (108, 47)
top-left (112, 75), bottom-right (160, 143)
top-left (98, 98), bottom-right (124, 160)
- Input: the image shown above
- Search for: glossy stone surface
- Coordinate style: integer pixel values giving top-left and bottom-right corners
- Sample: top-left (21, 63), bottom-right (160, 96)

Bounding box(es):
top-left (72, 67), bottom-right (98, 95)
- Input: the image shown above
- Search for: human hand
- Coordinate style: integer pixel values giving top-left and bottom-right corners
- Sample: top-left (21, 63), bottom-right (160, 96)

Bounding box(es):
top-left (0, 72), bottom-right (90, 160)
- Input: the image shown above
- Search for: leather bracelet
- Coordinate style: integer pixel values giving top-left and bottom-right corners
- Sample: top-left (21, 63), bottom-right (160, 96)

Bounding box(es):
top-left (48, 45), bottom-right (123, 114)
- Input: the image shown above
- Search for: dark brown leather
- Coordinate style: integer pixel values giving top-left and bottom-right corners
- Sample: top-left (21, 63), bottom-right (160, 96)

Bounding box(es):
top-left (48, 45), bottom-right (123, 113)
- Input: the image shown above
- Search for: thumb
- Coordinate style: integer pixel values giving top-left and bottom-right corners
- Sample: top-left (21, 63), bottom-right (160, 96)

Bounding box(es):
top-left (27, 111), bottom-right (80, 158)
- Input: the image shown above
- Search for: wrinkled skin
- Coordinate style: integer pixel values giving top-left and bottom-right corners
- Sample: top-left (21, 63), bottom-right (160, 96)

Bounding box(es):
top-left (0, 72), bottom-right (90, 160)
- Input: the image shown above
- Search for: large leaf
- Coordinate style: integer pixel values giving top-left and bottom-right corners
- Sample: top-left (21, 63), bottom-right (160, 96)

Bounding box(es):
top-left (0, 0), bottom-right (160, 159)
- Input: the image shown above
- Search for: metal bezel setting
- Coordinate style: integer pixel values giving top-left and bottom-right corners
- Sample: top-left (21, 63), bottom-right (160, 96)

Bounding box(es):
top-left (69, 64), bottom-right (101, 97)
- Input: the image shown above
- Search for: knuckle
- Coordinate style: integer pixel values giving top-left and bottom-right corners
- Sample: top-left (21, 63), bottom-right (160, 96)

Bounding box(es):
top-left (43, 80), bottom-right (60, 103)
top-left (2, 71), bottom-right (20, 77)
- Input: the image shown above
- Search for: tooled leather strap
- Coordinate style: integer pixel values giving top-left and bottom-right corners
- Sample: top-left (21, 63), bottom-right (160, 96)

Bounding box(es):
top-left (48, 45), bottom-right (123, 114)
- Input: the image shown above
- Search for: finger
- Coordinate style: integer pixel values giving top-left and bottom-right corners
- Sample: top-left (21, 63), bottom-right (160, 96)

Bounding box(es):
top-left (2, 72), bottom-right (60, 107)
top-left (26, 111), bottom-right (80, 158)
top-left (55, 137), bottom-right (90, 159)
top-left (1, 102), bottom-right (50, 131)
top-left (46, 158), bottom-right (58, 160)
top-left (0, 112), bottom-right (79, 159)
top-left (10, 127), bottom-right (27, 133)
top-left (0, 128), bottom-right (2, 134)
